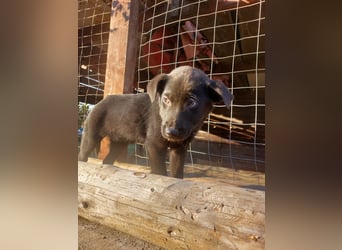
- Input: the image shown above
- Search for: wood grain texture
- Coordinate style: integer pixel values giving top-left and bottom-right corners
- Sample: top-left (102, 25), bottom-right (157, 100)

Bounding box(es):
top-left (78, 161), bottom-right (265, 249)
top-left (104, 0), bottom-right (139, 95)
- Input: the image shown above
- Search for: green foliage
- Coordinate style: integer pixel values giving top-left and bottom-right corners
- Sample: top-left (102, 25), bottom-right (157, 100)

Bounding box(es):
top-left (78, 102), bottom-right (90, 128)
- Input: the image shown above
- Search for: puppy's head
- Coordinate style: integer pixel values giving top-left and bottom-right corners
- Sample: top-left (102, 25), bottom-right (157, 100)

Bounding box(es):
top-left (147, 66), bottom-right (233, 143)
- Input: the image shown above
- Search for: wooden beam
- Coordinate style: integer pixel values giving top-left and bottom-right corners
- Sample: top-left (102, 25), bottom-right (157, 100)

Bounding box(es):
top-left (86, 157), bottom-right (265, 186)
top-left (78, 161), bottom-right (265, 249)
top-left (104, 0), bottom-right (139, 95)
top-left (99, 0), bottom-right (140, 158)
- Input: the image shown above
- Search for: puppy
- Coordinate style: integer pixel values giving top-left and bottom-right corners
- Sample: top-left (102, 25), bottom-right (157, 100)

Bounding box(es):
top-left (78, 66), bottom-right (233, 178)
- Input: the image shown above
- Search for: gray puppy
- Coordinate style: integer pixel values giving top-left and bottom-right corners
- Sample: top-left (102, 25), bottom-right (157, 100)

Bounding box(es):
top-left (78, 66), bottom-right (233, 178)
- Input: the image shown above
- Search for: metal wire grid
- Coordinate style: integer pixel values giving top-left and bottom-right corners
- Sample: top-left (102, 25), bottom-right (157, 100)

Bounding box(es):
top-left (78, 0), bottom-right (112, 104)
top-left (136, 0), bottom-right (265, 172)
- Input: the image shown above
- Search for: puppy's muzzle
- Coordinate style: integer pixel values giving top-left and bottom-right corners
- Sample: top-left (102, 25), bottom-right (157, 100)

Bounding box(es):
top-left (163, 127), bottom-right (187, 142)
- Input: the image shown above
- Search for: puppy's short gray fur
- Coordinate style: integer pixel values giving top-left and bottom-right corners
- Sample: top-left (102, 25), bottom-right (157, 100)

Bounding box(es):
top-left (78, 66), bottom-right (233, 178)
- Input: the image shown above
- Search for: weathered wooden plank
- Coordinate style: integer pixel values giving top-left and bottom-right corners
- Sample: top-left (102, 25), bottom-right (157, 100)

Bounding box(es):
top-left (88, 155), bottom-right (265, 185)
top-left (99, 0), bottom-right (140, 157)
top-left (104, 0), bottom-right (139, 95)
top-left (87, 157), bottom-right (265, 186)
top-left (78, 161), bottom-right (265, 249)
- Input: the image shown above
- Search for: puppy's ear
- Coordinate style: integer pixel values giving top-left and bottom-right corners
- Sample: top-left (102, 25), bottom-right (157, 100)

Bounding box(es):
top-left (147, 73), bottom-right (168, 102)
top-left (207, 80), bottom-right (234, 108)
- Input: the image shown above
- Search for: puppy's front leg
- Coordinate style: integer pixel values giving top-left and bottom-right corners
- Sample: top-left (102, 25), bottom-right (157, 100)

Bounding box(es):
top-left (146, 143), bottom-right (168, 176)
top-left (169, 145), bottom-right (186, 179)
top-left (103, 141), bottom-right (128, 165)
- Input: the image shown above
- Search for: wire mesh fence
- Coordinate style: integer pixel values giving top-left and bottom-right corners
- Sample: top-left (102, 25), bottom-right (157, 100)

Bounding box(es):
top-left (78, 0), bottom-right (265, 178)
top-left (78, 0), bottom-right (112, 104)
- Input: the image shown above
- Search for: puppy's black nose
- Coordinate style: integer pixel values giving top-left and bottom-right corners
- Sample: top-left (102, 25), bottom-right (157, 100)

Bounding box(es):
top-left (165, 127), bottom-right (183, 137)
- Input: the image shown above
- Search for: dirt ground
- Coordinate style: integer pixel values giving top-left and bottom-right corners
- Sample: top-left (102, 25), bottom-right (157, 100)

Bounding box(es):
top-left (78, 216), bottom-right (164, 250)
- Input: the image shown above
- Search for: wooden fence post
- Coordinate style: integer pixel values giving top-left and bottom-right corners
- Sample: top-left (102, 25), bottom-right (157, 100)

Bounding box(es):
top-left (99, 0), bottom-right (140, 158)
top-left (104, 0), bottom-right (139, 95)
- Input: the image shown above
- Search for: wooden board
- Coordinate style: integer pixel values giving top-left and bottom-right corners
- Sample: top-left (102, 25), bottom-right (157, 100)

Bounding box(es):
top-left (79, 161), bottom-right (265, 249)
top-left (104, 0), bottom-right (139, 95)
top-left (87, 157), bottom-right (265, 187)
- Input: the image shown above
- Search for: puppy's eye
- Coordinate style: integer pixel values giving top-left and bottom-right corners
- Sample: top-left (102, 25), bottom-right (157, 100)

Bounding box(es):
top-left (162, 95), bottom-right (171, 106)
top-left (186, 97), bottom-right (198, 109)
